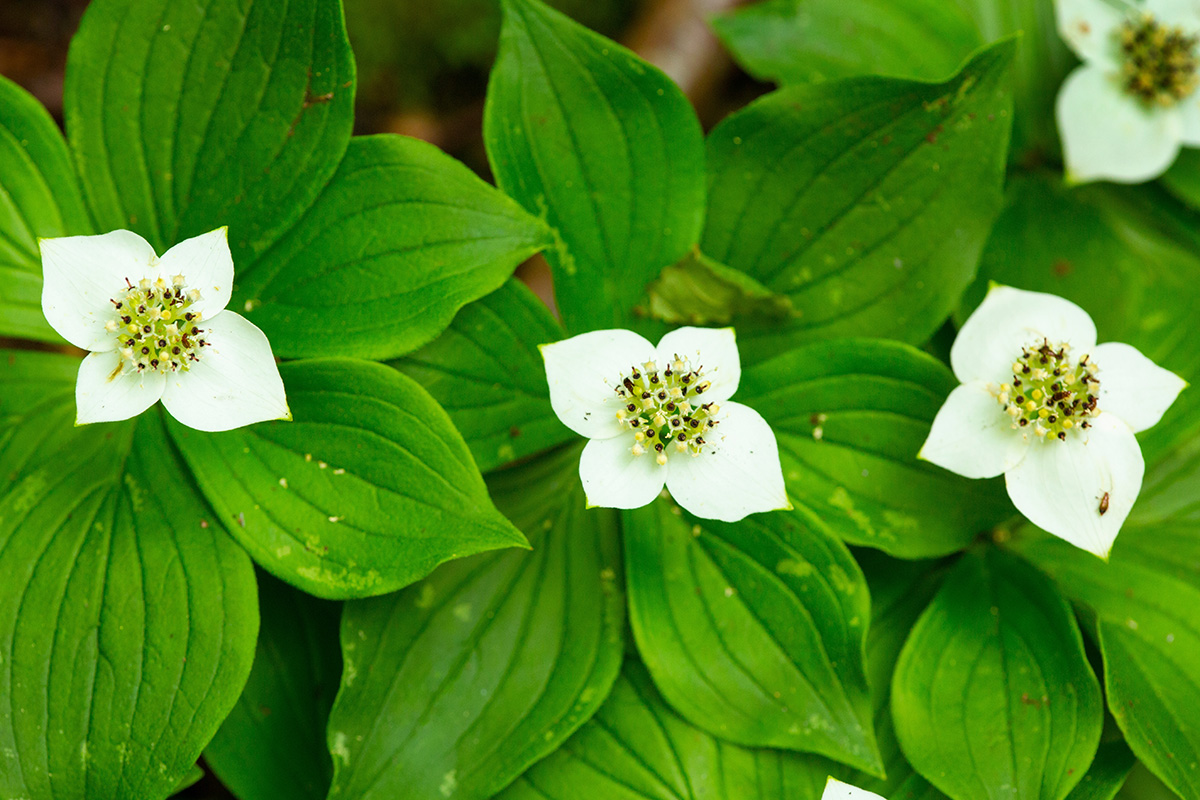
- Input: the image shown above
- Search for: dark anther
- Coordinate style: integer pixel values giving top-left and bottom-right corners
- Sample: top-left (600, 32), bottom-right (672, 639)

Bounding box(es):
top-left (150, 359), bottom-right (159, 368)
top-left (143, 325), bottom-right (152, 333)
top-left (631, 371), bottom-right (641, 380)
top-left (666, 402), bottom-right (676, 411)
top-left (141, 347), bottom-right (150, 354)
top-left (1022, 366), bottom-right (1031, 374)
top-left (689, 419), bottom-right (699, 428)
top-left (172, 346), bottom-right (181, 355)
top-left (1048, 415), bottom-right (1057, 423)
top-left (646, 428), bottom-right (656, 438)
top-left (657, 391), bottom-right (667, 400)
top-left (1018, 419), bottom-right (1028, 427)
top-left (630, 419), bottom-right (640, 427)
top-left (122, 315), bottom-right (131, 324)
top-left (654, 443), bottom-right (664, 452)
top-left (677, 433), bottom-right (686, 441)
top-left (623, 377), bottom-right (635, 392)
top-left (627, 403), bottom-right (637, 412)
top-left (1016, 395), bottom-right (1026, 404)
top-left (650, 375), bottom-right (659, 384)
top-left (158, 339), bottom-right (167, 347)
top-left (1057, 432), bottom-right (1067, 440)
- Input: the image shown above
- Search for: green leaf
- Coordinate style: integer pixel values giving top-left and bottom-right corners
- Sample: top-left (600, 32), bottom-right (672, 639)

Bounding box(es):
top-left (325, 445), bottom-right (624, 800)
top-left (949, 0), bottom-right (1075, 164)
top-left (711, 0), bottom-right (982, 85)
top-left (1160, 148), bottom-right (1200, 211)
top-left (0, 411), bottom-right (258, 800)
top-left (1066, 741), bottom-right (1136, 800)
top-left (839, 553), bottom-right (948, 799)
top-left (393, 278), bottom-right (573, 474)
top-left (623, 499), bottom-right (881, 774)
top-left (500, 658), bottom-right (828, 799)
top-left (0, 75), bottom-right (91, 343)
top-left (0, 349), bottom-right (80, 426)
top-left (235, 134), bottom-right (552, 361)
top-left (737, 338), bottom-right (1010, 558)
top-left (1012, 522), bottom-right (1200, 800)
top-left (703, 39), bottom-right (1015, 347)
top-left (170, 764), bottom-right (205, 796)
top-left (204, 571), bottom-right (342, 800)
top-left (65, 0), bottom-right (354, 259)
top-left (643, 248), bottom-right (796, 325)
top-left (168, 358), bottom-right (528, 600)
top-left (891, 548), bottom-right (1104, 800)
top-left (484, 0), bottom-right (706, 333)
top-left (960, 174), bottom-right (1146, 340)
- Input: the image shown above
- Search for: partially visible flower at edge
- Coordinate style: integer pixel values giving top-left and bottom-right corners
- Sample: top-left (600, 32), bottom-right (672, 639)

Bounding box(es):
top-left (919, 285), bottom-right (1185, 558)
top-left (822, 777), bottom-right (885, 800)
top-left (540, 326), bottom-right (790, 522)
top-left (1056, 0), bottom-right (1200, 183)
top-left (40, 227), bottom-right (291, 432)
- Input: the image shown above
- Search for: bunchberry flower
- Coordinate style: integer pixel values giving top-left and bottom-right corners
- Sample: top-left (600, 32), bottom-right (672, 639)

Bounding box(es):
top-left (1056, 0), bottom-right (1200, 183)
top-left (541, 327), bottom-right (789, 522)
top-left (920, 286), bottom-right (1185, 558)
top-left (40, 227), bottom-right (290, 431)
top-left (822, 777), bottom-right (884, 800)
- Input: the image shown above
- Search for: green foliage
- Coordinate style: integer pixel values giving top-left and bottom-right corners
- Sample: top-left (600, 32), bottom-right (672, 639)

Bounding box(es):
top-left (0, 410), bottom-right (258, 800)
top-left (703, 39), bottom-right (1015, 347)
top-left (500, 659), bottom-right (830, 799)
top-left (623, 499), bottom-right (881, 773)
top-left (644, 248), bottom-right (796, 326)
top-left (168, 359), bottom-right (528, 600)
top-left (64, 0), bottom-right (355, 261)
top-left (484, 0), bottom-right (705, 333)
top-left (325, 446), bottom-right (624, 800)
top-left (234, 135), bottom-right (552, 361)
top-left (712, 0), bottom-right (982, 84)
top-left (204, 572), bottom-right (343, 800)
top-left (737, 337), bottom-right (1010, 557)
top-left (892, 548), bottom-right (1104, 800)
top-left (393, 279), bottom-right (574, 474)
top-left (0, 75), bottom-right (91, 343)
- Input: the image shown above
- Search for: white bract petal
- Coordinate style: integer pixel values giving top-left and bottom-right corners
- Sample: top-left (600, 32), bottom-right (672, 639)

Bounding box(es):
top-left (1005, 413), bottom-right (1143, 558)
top-left (655, 326), bottom-right (740, 403)
top-left (160, 311), bottom-right (290, 432)
top-left (664, 402), bottom-right (789, 522)
top-left (543, 326), bottom-right (787, 519)
top-left (821, 777), bottom-right (886, 800)
top-left (579, 434), bottom-right (667, 509)
top-left (952, 286), bottom-right (1097, 384)
top-left (75, 349), bottom-right (166, 425)
top-left (919, 382), bottom-right (1031, 479)
top-left (1056, 0), bottom-right (1125, 66)
top-left (158, 226), bottom-right (234, 319)
top-left (41, 230), bottom-right (159, 350)
top-left (541, 329), bottom-right (657, 439)
top-left (1093, 342), bottom-right (1188, 433)
top-left (1057, 66), bottom-right (1184, 184)
top-left (39, 226), bottom-right (289, 431)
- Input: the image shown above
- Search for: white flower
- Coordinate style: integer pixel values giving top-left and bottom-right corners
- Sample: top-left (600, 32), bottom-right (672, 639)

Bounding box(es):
top-left (920, 286), bottom-right (1185, 558)
top-left (40, 227), bottom-right (291, 432)
top-left (1055, 0), bottom-right (1200, 183)
top-left (822, 777), bottom-right (885, 800)
top-left (540, 326), bottom-right (789, 522)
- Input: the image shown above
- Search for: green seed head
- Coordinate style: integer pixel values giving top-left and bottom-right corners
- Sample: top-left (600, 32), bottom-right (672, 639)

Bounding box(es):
top-left (996, 339), bottom-right (1101, 443)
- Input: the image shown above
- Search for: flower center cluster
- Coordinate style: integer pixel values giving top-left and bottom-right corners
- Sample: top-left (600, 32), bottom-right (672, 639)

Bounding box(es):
top-left (1118, 13), bottom-right (1199, 106)
top-left (613, 356), bottom-right (719, 465)
top-left (996, 339), bottom-right (1100, 442)
top-left (106, 275), bottom-right (209, 375)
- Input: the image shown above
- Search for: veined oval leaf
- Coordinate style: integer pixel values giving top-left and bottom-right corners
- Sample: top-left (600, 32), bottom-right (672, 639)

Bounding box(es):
top-left (325, 445), bottom-right (624, 800)
top-left (891, 548), bottom-right (1103, 800)
top-left (499, 658), bottom-right (829, 799)
top-left (167, 358), bottom-right (528, 600)
top-left (236, 135), bottom-right (553, 361)
top-left (484, 0), bottom-right (705, 333)
top-left (738, 337), bottom-right (1009, 557)
top-left (703, 39), bottom-right (1015, 347)
top-left (1013, 521), bottom-right (1200, 800)
top-left (711, 0), bottom-right (982, 85)
top-left (623, 499), bottom-right (882, 774)
top-left (204, 571), bottom-right (342, 800)
top-left (393, 279), bottom-right (573, 474)
top-left (65, 0), bottom-right (354, 260)
top-left (0, 74), bottom-right (91, 343)
top-left (0, 411), bottom-right (258, 800)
